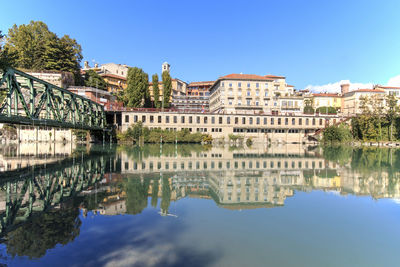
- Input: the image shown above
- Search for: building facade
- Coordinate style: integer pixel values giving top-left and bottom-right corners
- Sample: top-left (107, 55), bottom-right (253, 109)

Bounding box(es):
top-left (209, 74), bottom-right (299, 114)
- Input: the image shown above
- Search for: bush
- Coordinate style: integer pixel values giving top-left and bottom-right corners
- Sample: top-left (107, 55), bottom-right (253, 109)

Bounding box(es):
top-left (304, 106), bottom-right (314, 114)
top-left (323, 124), bottom-right (352, 143)
top-left (316, 106), bottom-right (337, 114)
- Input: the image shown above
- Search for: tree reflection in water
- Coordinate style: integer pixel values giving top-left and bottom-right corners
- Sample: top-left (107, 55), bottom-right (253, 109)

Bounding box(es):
top-left (4, 204), bottom-right (81, 259)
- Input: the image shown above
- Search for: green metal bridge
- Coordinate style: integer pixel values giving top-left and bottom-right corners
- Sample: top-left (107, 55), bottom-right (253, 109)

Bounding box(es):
top-left (0, 67), bottom-right (107, 131)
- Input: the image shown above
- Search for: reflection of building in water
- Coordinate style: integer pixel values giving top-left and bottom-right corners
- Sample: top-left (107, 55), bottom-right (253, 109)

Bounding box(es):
top-left (0, 143), bottom-right (76, 171)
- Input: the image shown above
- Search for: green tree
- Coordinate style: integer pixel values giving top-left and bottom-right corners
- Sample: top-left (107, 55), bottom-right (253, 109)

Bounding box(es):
top-left (152, 74), bottom-right (160, 108)
top-left (162, 71), bottom-right (172, 108)
top-left (0, 30), bottom-right (16, 70)
top-left (143, 72), bottom-right (151, 107)
top-left (124, 67), bottom-right (149, 107)
top-left (84, 69), bottom-right (108, 90)
top-left (4, 21), bottom-right (83, 83)
top-left (386, 94), bottom-right (398, 141)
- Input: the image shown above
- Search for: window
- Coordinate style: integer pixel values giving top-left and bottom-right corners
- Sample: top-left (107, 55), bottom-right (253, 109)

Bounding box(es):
top-left (255, 101), bottom-right (259, 106)
top-left (249, 117), bottom-right (253, 124)
top-left (285, 118), bottom-right (288, 125)
top-left (299, 118), bottom-right (302, 125)
top-left (158, 116), bottom-right (162, 123)
top-left (229, 99), bottom-right (233, 105)
top-left (256, 117), bottom-right (260, 125)
top-left (256, 83), bottom-right (259, 88)
top-left (265, 83), bottom-right (268, 89)
top-left (312, 118), bottom-right (315, 125)
top-left (265, 101), bottom-right (268, 106)
top-left (271, 118), bottom-right (274, 125)
top-left (238, 82), bottom-right (242, 88)
top-left (150, 116), bottom-right (154, 123)
top-left (166, 116), bottom-right (170, 123)
top-left (228, 89), bottom-right (233, 96)
top-left (278, 118), bottom-right (281, 125)
top-left (264, 118), bottom-right (267, 125)
top-left (247, 83), bottom-right (250, 88)
top-left (256, 90), bottom-right (259, 96)
top-left (265, 91), bottom-right (268, 97)
top-left (229, 83), bottom-right (232, 87)
top-left (189, 116), bottom-right (192, 123)
top-left (227, 117), bottom-right (231, 124)
top-left (238, 99), bottom-right (242, 106)
top-left (238, 89), bottom-right (242, 96)
top-left (274, 102), bottom-right (277, 106)
top-left (242, 117), bottom-right (246, 124)
top-left (292, 118), bottom-right (295, 125)
top-left (212, 117), bottom-right (215, 124)
top-left (221, 82), bottom-right (225, 87)
top-left (235, 117), bottom-right (238, 124)
top-left (306, 118), bottom-right (309, 125)
top-left (125, 115), bottom-right (129, 123)
top-left (134, 115), bottom-right (138, 122)
top-left (219, 117), bottom-right (223, 124)
top-left (204, 117), bottom-right (208, 123)
top-left (247, 90), bottom-right (251, 96)
top-left (197, 116), bottom-right (200, 123)
top-left (173, 116), bottom-right (177, 123)
top-left (142, 115), bottom-right (146, 122)
top-left (181, 116), bottom-right (185, 123)
top-left (247, 100), bottom-right (251, 106)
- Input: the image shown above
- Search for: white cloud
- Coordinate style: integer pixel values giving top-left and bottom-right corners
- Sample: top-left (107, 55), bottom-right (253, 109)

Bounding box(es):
top-left (387, 75), bottom-right (400, 86)
top-left (305, 80), bottom-right (373, 94)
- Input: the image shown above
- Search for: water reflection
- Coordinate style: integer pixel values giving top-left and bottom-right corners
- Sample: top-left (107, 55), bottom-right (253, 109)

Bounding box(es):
top-left (0, 144), bottom-right (400, 263)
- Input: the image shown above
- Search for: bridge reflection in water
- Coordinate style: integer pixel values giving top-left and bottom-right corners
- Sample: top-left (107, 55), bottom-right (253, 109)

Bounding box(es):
top-left (1, 144), bottom-right (400, 259)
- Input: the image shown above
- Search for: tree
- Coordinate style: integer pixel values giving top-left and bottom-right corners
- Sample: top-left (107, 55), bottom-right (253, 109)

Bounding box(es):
top-left (143, 72), bottom-right (151, 108)
top-left (386, 94), bottom-right (398, 141)
top-left (124, 67), bottom-right (149, 107)
top-left (0, 30), bottom-right (16, 70)
top-left (84, 69), bottom-right (108, 90)
top-left (152, 74), bottom-right (160, 108)
top-left (162, 71), bottom-right (172, 108)
top-left (4, 21), bottom-right (83, 84)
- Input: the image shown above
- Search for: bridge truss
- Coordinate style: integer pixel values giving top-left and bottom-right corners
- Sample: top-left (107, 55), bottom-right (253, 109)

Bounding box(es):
top-left (0, 68), bottom-right (107, 130)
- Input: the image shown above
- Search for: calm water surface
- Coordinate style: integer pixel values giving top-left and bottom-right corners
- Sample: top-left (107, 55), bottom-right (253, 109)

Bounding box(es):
top-left (0, 143), bottom-right (400, 267)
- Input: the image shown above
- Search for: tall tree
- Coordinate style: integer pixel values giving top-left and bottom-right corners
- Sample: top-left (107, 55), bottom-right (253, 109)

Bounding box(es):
top-left (125, 67), bottom-right (148, 107)
top-left (143, 72), bottom-right (152, 108)
top-left (152, 74), bottom-right (160, 108)
top-left (162, 71), bottom-right (172, 108)
top-left (386, 94), bottom-right (398, 141)
top-left (84, 69), bottom-right (108, 90)
top-left (0, 30), bottom-right (16, 70)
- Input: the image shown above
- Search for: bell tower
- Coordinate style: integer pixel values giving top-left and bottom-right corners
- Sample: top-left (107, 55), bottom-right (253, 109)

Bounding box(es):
top-left (162, 62), bottom-right (170, 74)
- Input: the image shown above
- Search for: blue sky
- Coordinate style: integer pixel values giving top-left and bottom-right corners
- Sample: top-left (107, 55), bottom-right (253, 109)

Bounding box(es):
top-left (1, 0), bottom-right (400, 91)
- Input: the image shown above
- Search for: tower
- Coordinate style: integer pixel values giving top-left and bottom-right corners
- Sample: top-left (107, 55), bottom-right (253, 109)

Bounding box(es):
top-left (162, 62), bottom-right (170, 74)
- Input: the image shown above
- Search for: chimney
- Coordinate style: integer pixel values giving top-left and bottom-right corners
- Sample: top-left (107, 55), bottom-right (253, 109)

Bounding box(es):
top-left (341, 83), bottom-right (350, 95)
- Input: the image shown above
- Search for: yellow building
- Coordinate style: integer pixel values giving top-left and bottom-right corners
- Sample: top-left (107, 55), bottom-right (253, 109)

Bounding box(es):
top-left (100, 73), bottom-right (127, 93)
top-left (312, 93), bottom-right (342, 111)
top-left (149, 78), bottom-right (187, 105)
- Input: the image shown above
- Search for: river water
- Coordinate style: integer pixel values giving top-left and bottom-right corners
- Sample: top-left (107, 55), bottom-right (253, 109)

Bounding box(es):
top-left (0, 143), bottom-right (399, 267)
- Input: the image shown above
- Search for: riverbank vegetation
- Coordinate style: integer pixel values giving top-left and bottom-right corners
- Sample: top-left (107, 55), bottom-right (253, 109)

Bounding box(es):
top-left (323, 95), bottom-right (400, 143)
top-left (117, 122), bottom-right (212, 144)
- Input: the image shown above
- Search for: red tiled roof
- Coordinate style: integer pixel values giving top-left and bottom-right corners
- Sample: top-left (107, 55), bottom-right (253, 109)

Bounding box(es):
top-left (312, 93), bottom-right (340, 97)
top-left (100, 73), bottom-right (127, 80)
top-left (265, 74), bottom-right (285, 79)
top-left (354, 89), bottom-right (384, 93)
top-left (220, 74), bottom-right (275, 81)
top-left (377, 86), bottom-right (400, 89)
top-left (188, 81), bottom-right (214, 86)
top-left (287, 85), bottom-right (294, 87)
